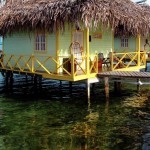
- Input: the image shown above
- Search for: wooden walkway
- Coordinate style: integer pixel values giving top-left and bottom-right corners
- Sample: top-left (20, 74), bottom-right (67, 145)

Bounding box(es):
top-left (97, 71), bottom-right (150, 79)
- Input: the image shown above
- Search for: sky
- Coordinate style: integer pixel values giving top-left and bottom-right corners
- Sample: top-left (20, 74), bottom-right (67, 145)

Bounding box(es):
top-left (132, 0), bottom-right (150, 5)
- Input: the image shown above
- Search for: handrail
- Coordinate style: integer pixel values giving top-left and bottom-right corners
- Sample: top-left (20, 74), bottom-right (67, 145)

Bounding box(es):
top-left (111, 51), bottom-right (146, 70)
top-left (0, 53), bottom-right (98, 78)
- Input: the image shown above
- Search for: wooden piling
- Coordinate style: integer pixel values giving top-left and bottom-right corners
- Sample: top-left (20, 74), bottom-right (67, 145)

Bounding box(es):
top-left (69, 81), bottom-right (72, 95)
top-left (10, 72), bottom-right (13, 90)
top-left (5, 72), bottom-right (9, 87)
top-left (87, 79), bottom-right (90, 100)
top-left (114, 78), bottom-right (121, 94)
top-left (104, 77), bottom-right (109, 98)
top-left (39, 76), bottom-right (42, 90)
top-left (137, 78), bottom-right (141, 93)
top-left (33, 76), bottom-right (37, 94)
top-left (91, 83), bottom-right (95, 94)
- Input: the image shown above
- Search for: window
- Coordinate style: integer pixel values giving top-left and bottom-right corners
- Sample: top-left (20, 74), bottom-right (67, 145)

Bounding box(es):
top-left (121, 38), bottom-right (128, 48)
top-left (35, 33), bottom-right (46, 52)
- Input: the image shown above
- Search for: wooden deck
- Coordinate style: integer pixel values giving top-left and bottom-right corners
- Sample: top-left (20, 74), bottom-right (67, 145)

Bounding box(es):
top-left (97, 71), bottom-right (150, 79)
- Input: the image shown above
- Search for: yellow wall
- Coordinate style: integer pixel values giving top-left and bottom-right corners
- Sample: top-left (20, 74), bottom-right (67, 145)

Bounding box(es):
top-left (3, 31), bottom-right (57, 72)
top-left (89, 27), bottom-right (113, 58)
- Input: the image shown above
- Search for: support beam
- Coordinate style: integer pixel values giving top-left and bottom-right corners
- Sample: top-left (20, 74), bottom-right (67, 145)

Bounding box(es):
top-left (39, 76), bottom-right (42, 91)
top-left (86, 28), bottom-right (90, 76)
top-left (33, 76), bottom-right (37, 94)
top-left (10, 73), bottom-right (13, 92)
top-left (31, 55), bottom-right (34, 73)
top-left (4, 71), bottom-right (13, 93)
top-left (114, 78), bottom-right (121, 94)
top-left (5, 72), bottom-right (10, 87)
top-left (137, 34), bottom-right (141, 67)
top-left (137, 78), bottom-right (141, 93)
top-left (56, 28), bottom-right (59, 73)
top-left (111, 31), bottom-right (114, 71)
top-left (69, 81), bottom-right (72, 95)
top-left (86, 79), bottom-right (90, 100)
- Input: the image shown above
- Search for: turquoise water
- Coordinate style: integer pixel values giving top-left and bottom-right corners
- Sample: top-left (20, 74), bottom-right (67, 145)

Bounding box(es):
top-left (0, 75), bottom-right (150, 150)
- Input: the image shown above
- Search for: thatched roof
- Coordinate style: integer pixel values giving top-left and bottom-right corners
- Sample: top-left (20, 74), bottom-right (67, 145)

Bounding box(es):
top-left (0, 0), bottom-right (149, 36)
top-left (140, 4), bottom-right (150, 19)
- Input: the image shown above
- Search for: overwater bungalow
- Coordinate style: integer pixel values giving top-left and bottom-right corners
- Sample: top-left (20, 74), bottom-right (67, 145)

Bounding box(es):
top-left (0, 0), bottom-right (149, 83)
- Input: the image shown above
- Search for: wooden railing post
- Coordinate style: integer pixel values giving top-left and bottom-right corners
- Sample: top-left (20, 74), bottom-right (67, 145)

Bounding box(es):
top-left (71, 54), bottom-right (75, 78)
top-left (0, 52), bottom-right (4, 68)
top-left (137, 34), bottom-right (141, 67)
top-left (56, 56), bottom-right (59, 74)
top-left (110, 52), bottom-right (114, 71)
top-left (86, 27), bottom-right (90, 76)
top-left (31, 54), bottom-right (34, 72)
top-left (96, 54), bottom-right (98, 73)
top-left (144, 51), bottom-right (146, 66)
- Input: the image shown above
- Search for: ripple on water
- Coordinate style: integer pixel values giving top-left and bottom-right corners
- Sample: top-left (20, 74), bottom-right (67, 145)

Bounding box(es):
top-left (0, 74), bottom-right (149, 149)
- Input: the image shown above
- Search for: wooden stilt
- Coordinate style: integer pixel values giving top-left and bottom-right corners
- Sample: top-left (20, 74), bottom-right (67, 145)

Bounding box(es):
top-left (10, 72), bottom-right (13, 92)
top-left (105, 99), bottom-right (109, 114)
top-left (114, 81), bottom-right (117, 93)
top-left (25, 75), bottom-right (28, 87)
top-left (4, 71), bottom-right (13, 93)
top-left (87, 79), bottom-right (90, 100)
top-left (88, 97), bottom-right (91, 113)
top-left (104, 77), bottom-right (109, 98)
top-left (25, 75), bottom-right (28, 82)
top-left (39, 76), bottom-right (42, 90)
top-left (33, 76), bottom-right (37, 94)
top-left (5, 72), bottom-right (9, 87)
top-left (59, 80), bottom-right (62, 96)
top-left (60, 80), bottom-right (62, 87)
top-left (69, 81), bottom-right (72, 95)
top-left (34, 76), bottom-right (37, 85)
top-left (91, 83), bottom-right (95, 94)
top-left (114, 78), bottom-right (121, 94)
top-left (137, 78), bottom-right (141, 93)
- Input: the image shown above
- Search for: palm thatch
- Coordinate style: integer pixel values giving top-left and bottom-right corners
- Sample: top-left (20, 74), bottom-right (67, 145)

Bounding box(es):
top-left (0, 0), bottom-right (149, 36)
top-left (140, 4), bottom-right (150, 22)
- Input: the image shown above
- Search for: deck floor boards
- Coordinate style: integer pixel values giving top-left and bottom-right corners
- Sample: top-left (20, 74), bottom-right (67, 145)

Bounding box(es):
top-left (98, 71), bottom-right (150, 79)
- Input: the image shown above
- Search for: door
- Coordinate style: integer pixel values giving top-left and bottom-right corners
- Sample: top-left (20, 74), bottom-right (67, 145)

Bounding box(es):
top-left (71, 31), bottom-right (84, 71)
top-left (71, 31), bottom-right (84, 57)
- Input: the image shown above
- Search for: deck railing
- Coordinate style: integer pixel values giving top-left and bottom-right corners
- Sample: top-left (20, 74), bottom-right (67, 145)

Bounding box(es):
top-left (0, 53), bottom-right (98, 81)
top-left (0, 51), bottom-right (146, 80)
top-left (110, 51), bottom-right (146, 71)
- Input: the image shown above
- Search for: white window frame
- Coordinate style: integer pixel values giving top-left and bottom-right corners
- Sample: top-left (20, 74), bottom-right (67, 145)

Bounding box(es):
top-left (121, 38), bottom-right (128, 48)
top-left (35, 32), bottom-right (47, 52)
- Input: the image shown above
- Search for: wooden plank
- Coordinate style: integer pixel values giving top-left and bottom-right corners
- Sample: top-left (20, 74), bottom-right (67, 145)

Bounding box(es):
top-left (98, 71), bottom-right (150, 79)
top-left (104, 77), bottom-right (109, 98)
top-left (140, 72), bottom-right (149, 78)
top-left (121, 71), bottom-right (128, 77)
top-left (122, 71), bottom-right (130, 77)
top-left (144, 72), bottom-right (150, 77)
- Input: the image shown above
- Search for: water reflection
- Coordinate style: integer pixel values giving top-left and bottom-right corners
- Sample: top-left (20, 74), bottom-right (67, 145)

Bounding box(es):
top-left (0, 74), bottom-right (149, 149)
